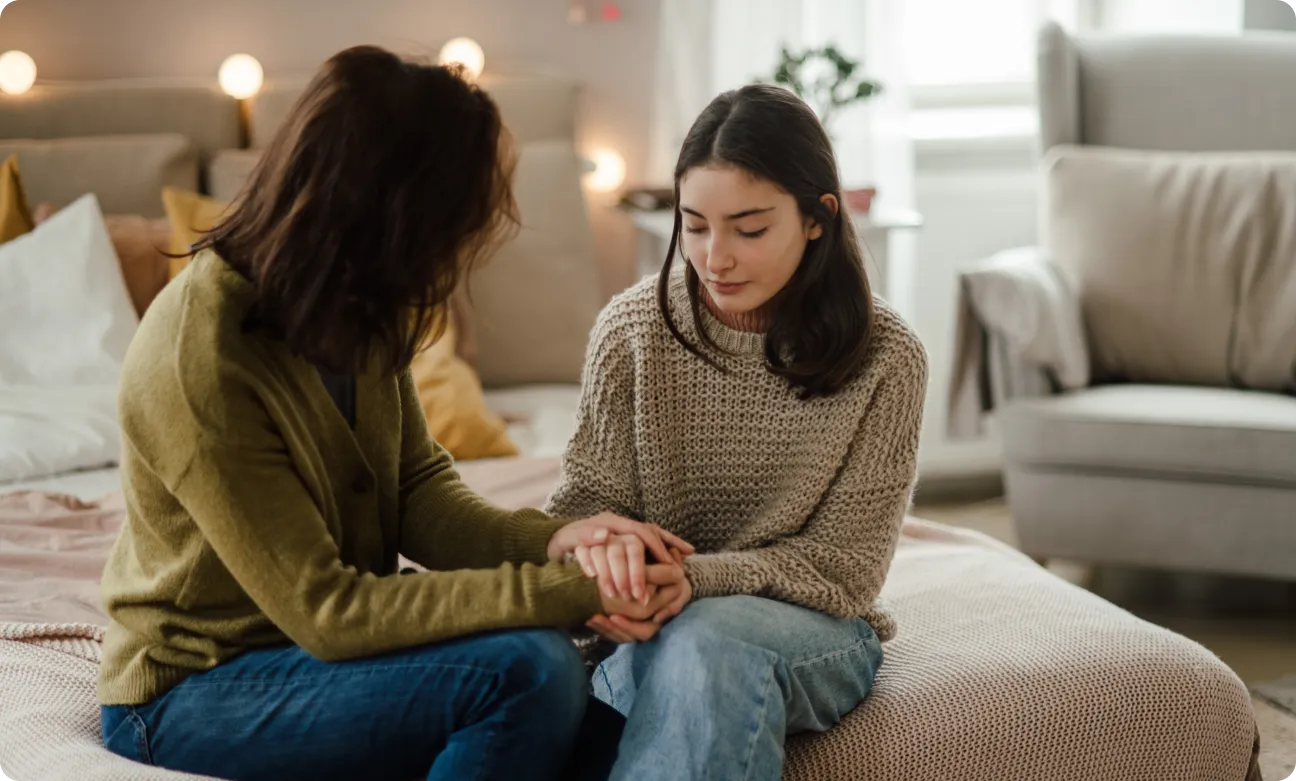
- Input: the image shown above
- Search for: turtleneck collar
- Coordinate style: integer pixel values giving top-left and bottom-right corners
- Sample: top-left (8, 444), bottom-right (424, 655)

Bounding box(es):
top-left (668, 272), bottom-right (767, 356)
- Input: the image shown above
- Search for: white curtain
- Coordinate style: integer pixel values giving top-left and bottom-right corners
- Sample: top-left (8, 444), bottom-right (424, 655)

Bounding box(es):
top-left (651, 0), bottom-right (915, 217)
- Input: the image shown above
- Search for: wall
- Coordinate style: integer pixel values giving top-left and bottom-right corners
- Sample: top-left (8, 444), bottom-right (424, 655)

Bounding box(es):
top-left (905, 138), bottom-right (1038, 479)
top-left (0, 0), bottom-right (660, 296)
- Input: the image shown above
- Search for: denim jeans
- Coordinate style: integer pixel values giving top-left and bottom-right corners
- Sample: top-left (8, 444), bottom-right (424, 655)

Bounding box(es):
top-left (593, 595), bottom-right (884, 781)
top-left (101, 628), bottom-right (622, 781)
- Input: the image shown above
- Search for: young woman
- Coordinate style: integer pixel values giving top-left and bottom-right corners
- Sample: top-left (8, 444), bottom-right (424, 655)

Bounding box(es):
top-left (546, 83), bottom-right (929, 780)
top-left (97, 46), bottom-right (693, 781)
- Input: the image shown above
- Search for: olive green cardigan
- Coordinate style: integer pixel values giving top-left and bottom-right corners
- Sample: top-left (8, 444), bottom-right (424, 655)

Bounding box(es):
top-left (98, 250), bottom-right (600, 706)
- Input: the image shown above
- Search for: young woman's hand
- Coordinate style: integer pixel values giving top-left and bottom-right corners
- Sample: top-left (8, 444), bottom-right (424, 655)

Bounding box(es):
top-left (572, 534), bottom-right (653, 603)
top-left (586, 559), bottom-right (693, 644)
top-left (650, 548), bottom-right (693, 623)
top-left (548, 513), bottom-right (695, 573)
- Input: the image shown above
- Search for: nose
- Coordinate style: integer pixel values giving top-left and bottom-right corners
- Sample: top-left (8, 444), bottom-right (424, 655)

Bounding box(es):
top-left (704, 234), bottom-right (735, 276)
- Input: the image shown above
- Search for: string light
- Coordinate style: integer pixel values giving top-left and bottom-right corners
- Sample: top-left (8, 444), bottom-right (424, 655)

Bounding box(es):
top-left (219, 54), bottom-right (264, 100)
top-left (0, 50), bottom-right (37, 96)
top-left (439, 38), bottom-right (485, 80)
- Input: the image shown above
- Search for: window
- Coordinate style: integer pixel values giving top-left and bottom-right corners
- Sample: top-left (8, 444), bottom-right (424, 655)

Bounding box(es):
top-left (901, 0), bottom-right (1061, 88)
top-left (900, 0), bottom-right (1242, 142)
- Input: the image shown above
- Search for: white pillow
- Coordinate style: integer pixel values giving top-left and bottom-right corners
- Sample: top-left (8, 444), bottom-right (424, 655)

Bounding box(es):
top-left (0, 194), bottom-right (137, 481)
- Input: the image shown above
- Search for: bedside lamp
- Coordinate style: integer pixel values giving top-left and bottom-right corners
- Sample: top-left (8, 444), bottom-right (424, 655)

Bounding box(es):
top-left (584, 148), bottom-right (627, 194)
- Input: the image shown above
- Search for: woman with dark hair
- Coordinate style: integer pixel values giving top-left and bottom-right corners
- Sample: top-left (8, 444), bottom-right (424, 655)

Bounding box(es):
top-left (546, 83), bottom-right (929, 780)
top-left (96, 46), bottom-right (692, 781)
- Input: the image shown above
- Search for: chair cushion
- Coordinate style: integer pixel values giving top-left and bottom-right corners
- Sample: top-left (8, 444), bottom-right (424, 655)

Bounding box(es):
top-left (1003, 385), bottom-right (1296, 487)
top-left (1043, 145), bottom-right (1296, 392)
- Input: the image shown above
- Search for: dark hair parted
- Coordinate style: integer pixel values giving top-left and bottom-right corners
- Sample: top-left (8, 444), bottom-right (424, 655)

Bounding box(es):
top-left (191, 45), bottom-right (519, 375)
top-left (656, 84), bottom-right (875, 399)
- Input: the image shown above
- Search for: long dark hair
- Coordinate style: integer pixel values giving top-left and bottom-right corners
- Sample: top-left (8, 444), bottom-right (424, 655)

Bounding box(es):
top-left (192, 45), bottom-right (519, 375)
top-left (657, 84), bottom-right (874, 399)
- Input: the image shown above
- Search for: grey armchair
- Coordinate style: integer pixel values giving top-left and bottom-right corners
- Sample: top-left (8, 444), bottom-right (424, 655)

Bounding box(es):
top-left (950, 23), bottom-right (1296, 581)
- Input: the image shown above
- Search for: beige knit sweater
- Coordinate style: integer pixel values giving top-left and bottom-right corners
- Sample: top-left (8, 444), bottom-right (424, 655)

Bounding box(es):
top-left (546, 274), bottom-right (929, 641)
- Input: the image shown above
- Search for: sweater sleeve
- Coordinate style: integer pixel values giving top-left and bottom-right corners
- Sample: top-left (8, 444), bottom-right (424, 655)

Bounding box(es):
top-left (544, 312), bottom-right (643, 521)
top-left (683, 337), bottom-right (928, 624)
top-left (394, 370), bottom-right (572, 570)
top-left (169, 371), bottom-right (602, 664)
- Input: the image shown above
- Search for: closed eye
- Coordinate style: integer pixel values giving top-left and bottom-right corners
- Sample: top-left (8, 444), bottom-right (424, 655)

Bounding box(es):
top-left (738, 228), bottom-right (768, 239)
top-left (685, 225), bottom-right (708, 235)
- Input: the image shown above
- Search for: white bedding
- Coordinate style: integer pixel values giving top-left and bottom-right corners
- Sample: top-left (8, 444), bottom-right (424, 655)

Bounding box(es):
top-left (0, 194), bottom-right (139, 487)
top-left (0, 466), bottom-right (123, 502)
top-left (483, 384), bottom-right (580, 459)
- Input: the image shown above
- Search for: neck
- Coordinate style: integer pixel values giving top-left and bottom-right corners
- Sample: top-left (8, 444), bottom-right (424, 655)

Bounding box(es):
top-left (699, 285), bottom-right (775, 333)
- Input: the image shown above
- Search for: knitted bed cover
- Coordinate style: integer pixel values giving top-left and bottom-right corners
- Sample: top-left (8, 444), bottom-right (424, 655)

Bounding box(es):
top-left (0, 622), bottom-right (218, 781)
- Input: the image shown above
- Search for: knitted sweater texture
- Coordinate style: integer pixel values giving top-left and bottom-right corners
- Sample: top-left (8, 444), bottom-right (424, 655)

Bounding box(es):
top-left (546, 274), bottom-right (929, 641)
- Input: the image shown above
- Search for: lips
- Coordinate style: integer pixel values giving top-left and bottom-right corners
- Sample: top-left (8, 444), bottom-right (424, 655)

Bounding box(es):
top-left (709, 281), bottom-right (747, 295)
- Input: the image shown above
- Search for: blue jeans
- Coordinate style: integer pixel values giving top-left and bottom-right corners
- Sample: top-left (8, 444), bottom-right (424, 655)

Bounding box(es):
top-left (593, 595), bottom-right (883, 781)
top-left (101, 629), bottom-right (622, 781)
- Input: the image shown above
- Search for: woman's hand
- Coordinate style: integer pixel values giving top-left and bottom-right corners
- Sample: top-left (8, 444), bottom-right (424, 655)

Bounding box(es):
top-left (548, 513), bottom-right (695, 596)
top-left (587, 557), bottom-right (693, 644)
top-left (572, 534), bottom-right (652, 603)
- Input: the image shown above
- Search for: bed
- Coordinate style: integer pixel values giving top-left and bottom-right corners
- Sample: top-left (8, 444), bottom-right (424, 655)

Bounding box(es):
top-left (0, 71), bottom-right (1264, 781)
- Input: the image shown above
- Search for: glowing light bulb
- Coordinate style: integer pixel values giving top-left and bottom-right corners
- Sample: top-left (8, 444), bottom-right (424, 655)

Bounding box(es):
top-left (0, 51), bottom-right (37, 96)
top-left (584, 148), bottom-right (627, 193)
top-left (219, 54), bottom-right (263, 100)
top-left (439, 37), bottom-right (485, 80)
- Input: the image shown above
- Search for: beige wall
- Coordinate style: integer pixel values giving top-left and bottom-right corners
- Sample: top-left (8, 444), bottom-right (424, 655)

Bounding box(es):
top-left (0, 0), bottom-right (658, 295)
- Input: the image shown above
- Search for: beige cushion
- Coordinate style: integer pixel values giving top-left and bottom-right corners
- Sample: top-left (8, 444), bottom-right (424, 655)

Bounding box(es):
top-left (469, 140), bottom-right (601, 387)
top-left (1043, 145), bottom-right (1296, 391)
top-left (206, 149), bottom-right (261, 204)
top-left (0, 135), bottom-right (197, 218)
top-left (1003, 385), bottom-right (1296, 487)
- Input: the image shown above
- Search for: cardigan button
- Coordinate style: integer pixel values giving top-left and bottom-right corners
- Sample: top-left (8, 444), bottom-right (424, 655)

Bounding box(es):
top-left (351, 472), bottom-right (374, 494)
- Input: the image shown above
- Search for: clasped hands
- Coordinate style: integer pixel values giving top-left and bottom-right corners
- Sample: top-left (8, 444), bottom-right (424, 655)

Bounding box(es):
top-left (547, 513), bottom-right (695, 644)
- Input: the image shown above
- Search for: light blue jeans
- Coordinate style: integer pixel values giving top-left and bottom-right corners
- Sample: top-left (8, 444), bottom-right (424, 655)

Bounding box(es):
top-left (593, 595), bottom-right (884, 781)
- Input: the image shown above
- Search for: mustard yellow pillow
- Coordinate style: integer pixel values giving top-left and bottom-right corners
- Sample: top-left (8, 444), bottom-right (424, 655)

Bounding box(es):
top-left (0, 155), bottom-right (35, 244)
top-left (411, 320), bottom-right (519, 460)
top-left (162, 187), bottom-right (230, 279)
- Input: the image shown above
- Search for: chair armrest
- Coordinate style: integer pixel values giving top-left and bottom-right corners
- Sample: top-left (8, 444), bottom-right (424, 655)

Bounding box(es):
top-left (961, 246), bottom-right (1089, 390)
top-left (947, 247), bottom-right (1089, 438)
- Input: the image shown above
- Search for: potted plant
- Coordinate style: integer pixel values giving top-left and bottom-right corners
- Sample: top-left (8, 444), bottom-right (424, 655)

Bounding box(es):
top-left (767, 44), bottom-right (881, 214)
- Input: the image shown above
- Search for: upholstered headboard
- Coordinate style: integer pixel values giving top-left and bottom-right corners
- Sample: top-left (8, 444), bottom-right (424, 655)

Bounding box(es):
top-left (0, 79), bottom-right (240, 216)
top-left (0, 68), bottom-right (602, 388)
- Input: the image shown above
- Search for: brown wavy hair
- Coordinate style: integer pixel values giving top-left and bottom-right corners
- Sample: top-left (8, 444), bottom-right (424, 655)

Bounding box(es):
top-left (657, 84), bottom-right (875, 399)
top-left (191, 45), bottom-right (519, 375)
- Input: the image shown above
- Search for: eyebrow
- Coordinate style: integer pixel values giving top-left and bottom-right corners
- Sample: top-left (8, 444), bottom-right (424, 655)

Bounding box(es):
top-left (680, 206), bottom-right (776, 221)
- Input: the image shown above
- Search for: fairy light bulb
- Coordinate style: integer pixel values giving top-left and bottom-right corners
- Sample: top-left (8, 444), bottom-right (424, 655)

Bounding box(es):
top-left (219, 54), bottom-right (264, 100)
top-left (0, 51), bottom-right (37, 96)
top-left (439, 37), bottom-right (485, 80)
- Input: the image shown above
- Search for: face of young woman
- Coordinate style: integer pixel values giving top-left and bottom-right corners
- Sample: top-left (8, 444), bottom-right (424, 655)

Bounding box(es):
top-left (677, 164), bottom-right (825, 316)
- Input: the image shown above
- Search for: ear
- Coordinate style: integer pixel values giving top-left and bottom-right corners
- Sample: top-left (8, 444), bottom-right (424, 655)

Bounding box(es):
top-left (806, 193), bottom-right (839, 240)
